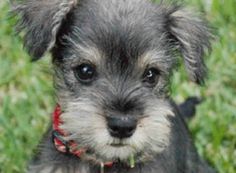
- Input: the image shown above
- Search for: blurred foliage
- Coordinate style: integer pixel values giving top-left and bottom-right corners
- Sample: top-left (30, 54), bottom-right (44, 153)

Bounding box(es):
top-left (0, 0), bottom-right (236, 173)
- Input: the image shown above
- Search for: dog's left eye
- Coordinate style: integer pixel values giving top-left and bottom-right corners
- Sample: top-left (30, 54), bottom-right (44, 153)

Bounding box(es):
top-left (143, 68), bottom-right (160, 86)
top-left (73, 63), bottom-right (96, 84)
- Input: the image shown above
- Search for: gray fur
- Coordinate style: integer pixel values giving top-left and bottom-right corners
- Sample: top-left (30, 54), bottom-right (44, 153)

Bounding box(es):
top-left (167, 5), bottom-right (212, 84)
top-left (12, 0), bottom-right (78, 60)
top-left (13, 0), bottom-right (215, 173)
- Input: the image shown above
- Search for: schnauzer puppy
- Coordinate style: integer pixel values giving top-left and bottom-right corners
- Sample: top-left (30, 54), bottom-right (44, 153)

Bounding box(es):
top-left (13, 0), bottom-right (215, 172)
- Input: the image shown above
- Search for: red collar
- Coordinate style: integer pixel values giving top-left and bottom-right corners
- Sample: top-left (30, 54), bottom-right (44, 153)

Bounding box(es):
top-left (52, 105), bottom-right (114, 168)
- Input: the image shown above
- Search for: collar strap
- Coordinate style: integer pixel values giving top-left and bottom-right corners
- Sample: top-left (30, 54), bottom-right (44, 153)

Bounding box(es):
top-left (52, 105), bottom-right (114, 168)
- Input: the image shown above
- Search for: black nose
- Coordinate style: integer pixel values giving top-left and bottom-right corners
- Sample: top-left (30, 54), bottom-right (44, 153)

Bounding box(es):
top-left (107, 116), bottom-right (137, 138)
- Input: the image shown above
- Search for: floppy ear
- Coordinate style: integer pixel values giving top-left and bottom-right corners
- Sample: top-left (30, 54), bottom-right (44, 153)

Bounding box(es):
top-left (166, 5), bottom-right (212, 84)
top-left (12, 0), bottom-right (78, 60)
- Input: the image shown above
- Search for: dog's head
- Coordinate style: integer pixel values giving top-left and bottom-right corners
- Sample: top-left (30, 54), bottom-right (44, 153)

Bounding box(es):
top-left (14, 0), bottom-right (211, 162)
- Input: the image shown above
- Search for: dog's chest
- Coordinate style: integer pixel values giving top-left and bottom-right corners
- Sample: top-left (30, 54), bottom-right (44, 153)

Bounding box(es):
top-left (28, 164), bottom-right (167, 173)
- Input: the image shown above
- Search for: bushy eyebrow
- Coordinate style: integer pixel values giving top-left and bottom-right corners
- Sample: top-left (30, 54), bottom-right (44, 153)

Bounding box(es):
top-left (137, 50), bottom-right (174, 74)
top-left (63, 35), bottom-right (103, 65)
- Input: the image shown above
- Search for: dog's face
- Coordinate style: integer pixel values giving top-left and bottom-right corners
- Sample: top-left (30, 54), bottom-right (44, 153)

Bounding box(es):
top-left (14, 0), bottom-right (211, 162)
top-left (54, 43), bottom-right (175, 161)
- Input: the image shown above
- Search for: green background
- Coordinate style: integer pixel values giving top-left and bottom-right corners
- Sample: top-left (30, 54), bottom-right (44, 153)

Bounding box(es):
top-left (0, 0), bottom-right (235, 172)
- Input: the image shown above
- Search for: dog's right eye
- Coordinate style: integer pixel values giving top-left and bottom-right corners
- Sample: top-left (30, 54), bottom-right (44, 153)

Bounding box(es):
top-left (73, 63), bottom-right (96, 84)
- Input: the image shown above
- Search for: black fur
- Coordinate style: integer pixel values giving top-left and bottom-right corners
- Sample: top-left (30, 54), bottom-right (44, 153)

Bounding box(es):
top-left (178, 97), bottom-right (202, 119)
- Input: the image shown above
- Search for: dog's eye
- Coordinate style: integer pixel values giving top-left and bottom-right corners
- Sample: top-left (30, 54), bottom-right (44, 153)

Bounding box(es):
top-left (143, 68), bottom-right (160, 86)
top-left (73, 63), bottom-right (96, 84)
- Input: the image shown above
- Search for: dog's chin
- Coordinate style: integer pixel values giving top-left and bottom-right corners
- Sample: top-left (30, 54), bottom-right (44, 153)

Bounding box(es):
top-left (95, 144), bottom-right (137, 161)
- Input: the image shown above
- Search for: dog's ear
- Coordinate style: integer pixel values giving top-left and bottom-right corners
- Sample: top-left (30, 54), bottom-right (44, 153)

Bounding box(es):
top-left (12, 0), bottom-right (78, 60)
top-left (166, 5), bottom-right (212, 85)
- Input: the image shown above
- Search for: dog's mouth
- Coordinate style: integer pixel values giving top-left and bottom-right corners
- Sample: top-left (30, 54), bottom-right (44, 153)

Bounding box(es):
top-left (110, 143), bottom-right (128, 148)
top-left (109, 138), bottom-right (130, 148)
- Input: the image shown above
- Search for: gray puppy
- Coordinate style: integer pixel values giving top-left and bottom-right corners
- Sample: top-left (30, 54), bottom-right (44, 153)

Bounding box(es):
top-left (13, 0), bottom-right (215, 172)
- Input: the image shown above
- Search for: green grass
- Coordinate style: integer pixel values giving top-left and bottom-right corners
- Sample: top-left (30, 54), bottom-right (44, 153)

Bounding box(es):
top-left (0, 0), bottom-right (236, 172)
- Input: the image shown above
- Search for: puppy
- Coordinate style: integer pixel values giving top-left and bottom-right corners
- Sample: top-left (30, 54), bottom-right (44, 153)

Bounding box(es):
top-left (13, 0), bottom-right (215, 172)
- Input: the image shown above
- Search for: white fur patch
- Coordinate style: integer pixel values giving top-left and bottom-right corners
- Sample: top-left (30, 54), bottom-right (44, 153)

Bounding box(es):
top-left (60, 99), bottom-right (174, 162)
